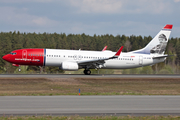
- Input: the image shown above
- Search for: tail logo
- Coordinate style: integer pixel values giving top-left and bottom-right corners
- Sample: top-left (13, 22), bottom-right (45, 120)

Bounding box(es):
top-left (159, 34), bottom-right (167, 42)
top-left (150, 34), bottom-right (167, 54)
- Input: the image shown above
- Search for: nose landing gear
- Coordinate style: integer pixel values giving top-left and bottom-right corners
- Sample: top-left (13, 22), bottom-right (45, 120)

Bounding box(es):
top-left (84, 69), bottom-right (91, 75)
top-left (18, 65), bottom-right (21, 72)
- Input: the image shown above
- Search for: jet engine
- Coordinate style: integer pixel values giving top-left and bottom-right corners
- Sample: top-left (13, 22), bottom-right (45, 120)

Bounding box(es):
top-left (60, 62), bottom-right (78, 71)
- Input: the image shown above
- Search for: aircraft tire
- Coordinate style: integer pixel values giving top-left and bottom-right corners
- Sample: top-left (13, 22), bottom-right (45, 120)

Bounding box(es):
top-left (86, 70), bottom-right (91, 75)
top-left (84, 70), bottom-right (91, 75)
top-left (83, 70), bottom-right (87, 75)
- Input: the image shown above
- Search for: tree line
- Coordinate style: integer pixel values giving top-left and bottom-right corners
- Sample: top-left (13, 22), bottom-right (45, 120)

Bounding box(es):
top-left (0, 31), bottom-right (179, 74)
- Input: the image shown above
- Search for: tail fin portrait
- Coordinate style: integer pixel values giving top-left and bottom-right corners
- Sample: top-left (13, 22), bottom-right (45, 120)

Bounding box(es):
top-left (132, 24), bottom-right (173, 55)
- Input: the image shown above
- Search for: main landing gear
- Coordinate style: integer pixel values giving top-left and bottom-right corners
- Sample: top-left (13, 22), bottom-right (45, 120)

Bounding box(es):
top-left (84, 69), bottom-right (91, 75)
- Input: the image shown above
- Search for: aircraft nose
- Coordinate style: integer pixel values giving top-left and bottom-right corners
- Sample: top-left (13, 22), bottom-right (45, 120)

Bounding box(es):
top-left (2, 54), bottom-right (8, 61)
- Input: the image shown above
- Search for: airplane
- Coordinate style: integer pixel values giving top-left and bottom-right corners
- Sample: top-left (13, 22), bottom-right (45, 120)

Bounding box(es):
top-left (2, 24), bottom-right (173, 75)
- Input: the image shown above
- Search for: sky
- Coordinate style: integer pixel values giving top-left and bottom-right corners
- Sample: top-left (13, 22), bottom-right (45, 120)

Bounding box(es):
top-left (0, 0), bottom-right (180, 38)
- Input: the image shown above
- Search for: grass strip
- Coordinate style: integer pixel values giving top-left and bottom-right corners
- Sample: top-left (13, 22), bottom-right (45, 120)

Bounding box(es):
top-left (0, 77), bottom-right (180, 96)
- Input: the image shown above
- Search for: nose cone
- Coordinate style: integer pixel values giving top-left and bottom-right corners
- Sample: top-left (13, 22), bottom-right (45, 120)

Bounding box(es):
top-left (2, 54), bottom-right (8, 61)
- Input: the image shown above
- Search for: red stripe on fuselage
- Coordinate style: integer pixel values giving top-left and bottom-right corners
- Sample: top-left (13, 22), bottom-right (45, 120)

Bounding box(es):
top-left (6, 48), bottom-right (44, 66)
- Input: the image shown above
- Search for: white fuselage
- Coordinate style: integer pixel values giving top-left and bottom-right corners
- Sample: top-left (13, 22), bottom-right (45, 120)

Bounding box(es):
top-left (45, 49), bottom-right (165, 69)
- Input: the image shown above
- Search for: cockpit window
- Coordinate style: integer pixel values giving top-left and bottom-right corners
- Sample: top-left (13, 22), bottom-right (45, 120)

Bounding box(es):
top-left (10, 52), bottom-right (17, 55)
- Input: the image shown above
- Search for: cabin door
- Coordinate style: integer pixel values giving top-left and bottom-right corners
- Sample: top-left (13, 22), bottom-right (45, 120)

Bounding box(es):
top-left (22, 50), bottom-right (27, 59)
top-left (139, 56), bottom-right (143, 65)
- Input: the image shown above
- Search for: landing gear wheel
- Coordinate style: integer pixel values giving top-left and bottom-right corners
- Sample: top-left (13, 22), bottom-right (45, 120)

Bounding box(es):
top-left (84, 70), bottom-right (91, 75)
top-left (86, 70), bottom-right (91, 75)
top-left (83, 70), bottom-right (87, 75)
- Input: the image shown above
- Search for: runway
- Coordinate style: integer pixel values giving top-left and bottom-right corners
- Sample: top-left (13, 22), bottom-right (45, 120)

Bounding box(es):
top-left (0, 96), bottom-right (180, 116)
top-left (1, 74), bottom-right (180, 78)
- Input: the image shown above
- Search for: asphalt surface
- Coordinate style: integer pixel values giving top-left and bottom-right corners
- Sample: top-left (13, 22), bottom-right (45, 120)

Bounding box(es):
top-left (0, 74), bottom-right (180, 78)
top-left (0, 96), bottom-right (180, 116)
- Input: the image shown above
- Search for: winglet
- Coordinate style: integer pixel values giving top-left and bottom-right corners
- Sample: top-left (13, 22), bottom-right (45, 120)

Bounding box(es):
top-left (109, 46), bottom-right (123, 59)
top-left (102, 46), bottom-right (107, 51)
top-left (163, 24), bottom-right (173, 30)
top-left (114, 46), bottom-right (123, 57)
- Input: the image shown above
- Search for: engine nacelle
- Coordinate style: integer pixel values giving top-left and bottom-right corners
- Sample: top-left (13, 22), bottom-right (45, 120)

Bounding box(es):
top-left (60, 62), bottom-right (78, 71)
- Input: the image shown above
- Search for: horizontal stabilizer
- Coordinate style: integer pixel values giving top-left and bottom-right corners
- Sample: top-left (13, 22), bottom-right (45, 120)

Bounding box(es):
top-left (152, 55), bottom-right (173, 59)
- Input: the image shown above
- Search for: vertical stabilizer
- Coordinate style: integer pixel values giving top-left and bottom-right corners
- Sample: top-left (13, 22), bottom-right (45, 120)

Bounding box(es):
top-left (132, 24), bottom-right (173, 55)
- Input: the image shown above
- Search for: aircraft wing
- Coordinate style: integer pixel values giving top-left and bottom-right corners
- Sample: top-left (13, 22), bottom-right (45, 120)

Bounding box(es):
top-left (78, 46), bottom-right (123, 68)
